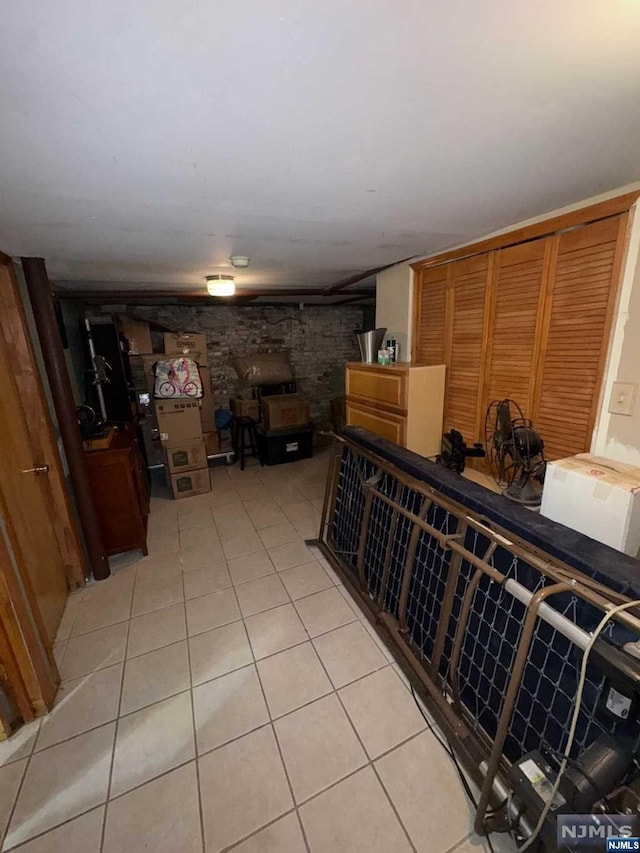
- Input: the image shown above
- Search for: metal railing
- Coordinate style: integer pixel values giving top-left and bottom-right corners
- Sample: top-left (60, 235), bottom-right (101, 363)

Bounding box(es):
top-left (313, 435), bottom-right (640, 841)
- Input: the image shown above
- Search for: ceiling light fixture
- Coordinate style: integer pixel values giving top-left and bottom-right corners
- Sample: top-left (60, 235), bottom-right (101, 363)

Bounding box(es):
top-left (229, 255), bottom-right (250, 269)
top-left (206, 274), bottom-right (235, 297)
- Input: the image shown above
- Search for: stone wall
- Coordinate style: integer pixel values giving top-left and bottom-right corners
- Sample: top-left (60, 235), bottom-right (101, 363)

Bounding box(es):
top-left (99, 303), bottom-right (363, 422)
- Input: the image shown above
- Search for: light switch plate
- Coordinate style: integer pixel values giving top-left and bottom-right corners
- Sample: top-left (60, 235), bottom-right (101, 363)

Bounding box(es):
top-left (609, 382), bottom-right (637, 416)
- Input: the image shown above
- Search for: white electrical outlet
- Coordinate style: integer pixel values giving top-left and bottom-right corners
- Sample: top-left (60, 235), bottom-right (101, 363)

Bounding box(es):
top-left (608, 382), bottom-right (637, 416)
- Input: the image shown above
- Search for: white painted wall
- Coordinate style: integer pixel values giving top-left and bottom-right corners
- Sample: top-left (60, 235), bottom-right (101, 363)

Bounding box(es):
top-left (592, 203), bottom-right (640, 464)
top-left (378, 182), bottom-right (640, 460)
top-left (375, 263), bottom-right (413, 363)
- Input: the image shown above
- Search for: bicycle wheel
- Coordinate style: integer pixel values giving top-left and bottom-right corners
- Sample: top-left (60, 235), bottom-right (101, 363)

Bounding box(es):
top-left (158, 381), bottom-right (176, 397)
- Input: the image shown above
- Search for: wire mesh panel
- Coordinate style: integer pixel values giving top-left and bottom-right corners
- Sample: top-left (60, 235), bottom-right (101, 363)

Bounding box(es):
top-left (456, 571), bottom-right (527, 747)
top-left (362, 473), bottom-right (400, 599)
top-left (404, 503), bottom-right (457, 664)
top-left (331, 445), bottom-right (366, 573)
top-left (383, 484), bottom-right (424, 617)
top-left (508, 601), bottom-right (614, 762)
top-left (323, 434), bottom-right (640, 837)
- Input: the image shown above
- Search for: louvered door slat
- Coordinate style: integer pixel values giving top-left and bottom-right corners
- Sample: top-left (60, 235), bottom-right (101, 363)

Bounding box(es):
top-left (534, 216), bottom-right (623, 460)
top-left (483, 239), bottom-right (547, 431)
top-left (444, 255), bottom-right (488, 441)
top-left (415, 267), bottom-right (447, 365)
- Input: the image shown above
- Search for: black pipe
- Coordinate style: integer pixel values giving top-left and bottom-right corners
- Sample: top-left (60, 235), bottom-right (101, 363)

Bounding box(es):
top-left (21, 257), bottom-right (110, 581)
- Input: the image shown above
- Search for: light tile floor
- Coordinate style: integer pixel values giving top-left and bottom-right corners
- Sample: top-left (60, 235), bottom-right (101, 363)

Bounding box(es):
top-left (0, 451), bottom-right (516, 853)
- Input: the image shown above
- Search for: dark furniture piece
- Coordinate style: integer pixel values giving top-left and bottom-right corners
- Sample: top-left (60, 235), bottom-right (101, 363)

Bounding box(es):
top-left (256, 423), bottom-right (313, 466)
top-left (84, 426), bottom-right (149, 555)
top-left (233, 417), bottom-right (262, 471)
top-left (85, 319), bottom-right (134, 423)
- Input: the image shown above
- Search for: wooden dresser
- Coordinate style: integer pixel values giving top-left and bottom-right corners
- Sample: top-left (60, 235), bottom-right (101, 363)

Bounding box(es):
top-left (84, 427), bottom-right (150, 556)
top-left (345, 362), bottom-right (446, 458)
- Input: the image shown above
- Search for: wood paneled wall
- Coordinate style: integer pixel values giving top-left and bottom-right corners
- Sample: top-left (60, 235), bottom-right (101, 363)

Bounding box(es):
top-left (412, 208), bottom-right (631, 460)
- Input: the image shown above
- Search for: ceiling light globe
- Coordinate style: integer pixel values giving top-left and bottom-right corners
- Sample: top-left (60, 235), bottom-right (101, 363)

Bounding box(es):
top-left (206, 275), bottom-right (235, 297)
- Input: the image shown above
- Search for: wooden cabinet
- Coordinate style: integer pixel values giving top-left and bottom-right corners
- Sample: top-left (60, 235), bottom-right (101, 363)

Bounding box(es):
top-left (84, 427), bottom-right (149, 556)
top-left (345, 362), bottom-right (445, 458)
top-left (412, 199), bottom-right (632, 459)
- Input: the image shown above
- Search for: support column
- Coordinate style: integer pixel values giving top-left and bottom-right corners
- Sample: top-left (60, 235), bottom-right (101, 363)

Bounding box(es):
top-left (21, 257), bottom-right (110, 581)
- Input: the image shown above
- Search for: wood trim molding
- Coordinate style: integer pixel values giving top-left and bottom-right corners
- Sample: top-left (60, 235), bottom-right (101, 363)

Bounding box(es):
top-left (411, 191), bottom-right (640, 272)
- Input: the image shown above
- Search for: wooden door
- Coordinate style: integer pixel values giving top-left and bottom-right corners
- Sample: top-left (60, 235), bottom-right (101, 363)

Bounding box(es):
top-left (482, 238), bottom-right (549, 424)
top-left (443, 254), bottom-right (489, 442)
top-left (533, 215), bottom-right (627, 459)
top-left (0, 258), bottom-right (78, 653)
top-left (0, 343), bottom-right (70, 645)
top-left (0, 261), bottom-right (85, 590)
top-left (414, 265), bottom-right (448, 365)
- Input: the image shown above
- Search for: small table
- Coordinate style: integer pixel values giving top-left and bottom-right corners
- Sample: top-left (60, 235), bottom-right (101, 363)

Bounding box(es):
top-left (233, 417), bottom-right (263, 471)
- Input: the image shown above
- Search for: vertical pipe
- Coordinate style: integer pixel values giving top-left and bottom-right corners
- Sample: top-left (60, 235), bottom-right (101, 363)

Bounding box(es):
top-left (21, 258), bottom-right (110, 581)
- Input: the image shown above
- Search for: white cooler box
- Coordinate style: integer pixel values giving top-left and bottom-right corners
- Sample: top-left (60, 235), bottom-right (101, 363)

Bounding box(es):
top-left (540, 454), bottom-right (640, 557)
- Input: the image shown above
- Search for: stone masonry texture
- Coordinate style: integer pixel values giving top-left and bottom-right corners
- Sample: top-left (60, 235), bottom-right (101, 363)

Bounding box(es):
top-left (99, 303), bottom-right (364, 422)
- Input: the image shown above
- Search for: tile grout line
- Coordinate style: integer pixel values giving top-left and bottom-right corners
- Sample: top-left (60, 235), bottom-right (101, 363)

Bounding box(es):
top-left (226, 514), bottom-right (318, 848)
top-left (216, 807), bottom-right (300, 853)
top-left (181, 568), bottom-right (207, 853)
top-left (98, 569), bottom-right (135, 853)
top-left (0, 576), bottom-right (88, 851)
top-left (284, 572), bottom-right (421, 853)
top-left (5, 458), bottom-right (333, 851)
top-left (0, 716), bottom-right (39, 850)
top-left (21, 662), bottom-right (419, 794)
top-left (43, 611), bottom-right (377, 759)
top-left (3, 578), bottom-right (125, 851)
top-left (229, 561), bottom-right (313, 853)
top-left (2, 805), bottom-right (105, 853)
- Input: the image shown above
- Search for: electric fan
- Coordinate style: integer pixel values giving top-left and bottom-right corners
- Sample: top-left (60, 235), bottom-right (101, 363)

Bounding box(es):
top-left (484, 399), bottom-right (546, 506)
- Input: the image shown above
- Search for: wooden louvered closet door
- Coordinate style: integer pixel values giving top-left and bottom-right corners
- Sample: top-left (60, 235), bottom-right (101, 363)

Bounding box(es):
top-left (444, 254), bottom-right (489, 442)
top-left (483, 239), bottom-right (548, 423)
top-left (415, 265), bottom-right (447, 365)
top-left (533, 215), bottom-right (627, 460)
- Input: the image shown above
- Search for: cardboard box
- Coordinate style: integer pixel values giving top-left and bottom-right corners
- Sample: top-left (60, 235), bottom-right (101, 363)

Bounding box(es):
top-left (262, 395), bottom-right (309, 430)
top-left (167, 467), bottom-right (211, 500)
top-left (164, 441), bottom-right (208, 474)
top-left (155, 399), bottom-right (203, 447)
top-left (230, 398), bottom-right (260, 420)
top-left (163, 332), bottom-right (208, 366)
top-left (199, 366), bottom-right (215, 432)
top-left (540, 453), bottom-right (640, 557)
top-left (118, 317), bottom-right (153, 355)
top-left (203, 431), bottom-right (221, 456)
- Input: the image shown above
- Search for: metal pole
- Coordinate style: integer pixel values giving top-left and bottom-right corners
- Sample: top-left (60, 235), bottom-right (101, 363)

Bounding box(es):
top-left (21, 258), bottom-right (110, 581)
top-left (83, 319), bottom-right (108, 421)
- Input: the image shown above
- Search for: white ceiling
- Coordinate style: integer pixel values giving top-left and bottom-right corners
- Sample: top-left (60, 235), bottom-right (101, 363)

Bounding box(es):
top-left (1, 0), bottom-right (639, 295)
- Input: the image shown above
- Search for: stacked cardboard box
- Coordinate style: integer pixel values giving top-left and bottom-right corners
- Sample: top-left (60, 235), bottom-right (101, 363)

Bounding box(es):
top-left (156, 332), bottom-right (212, 499)
top-left (230, 392), bottom-right (313, 466)
top-left (261, 395), bottom-right (309, 430)
top-left (124, 325), bottom-right (221, 483)
top-left (155, 398), bottom-right (210, 498)
top-left (163, 332), bottom-right (208, 365)
top-left (230, 398), bottom-right (260, 420)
